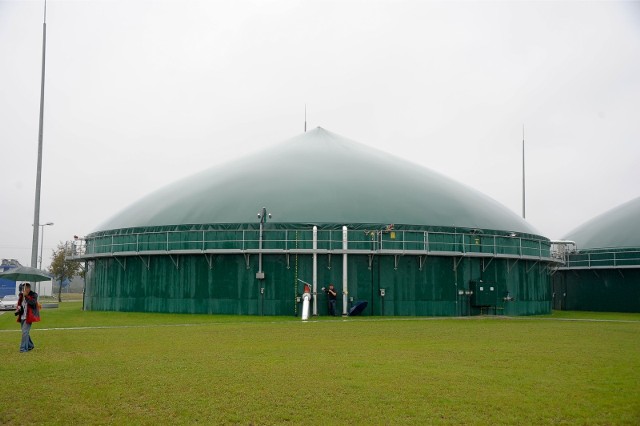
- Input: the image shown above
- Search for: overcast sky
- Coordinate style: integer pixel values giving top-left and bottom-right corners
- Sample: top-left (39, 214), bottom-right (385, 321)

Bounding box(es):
top-left (1, 0), bottom-right (639, 269)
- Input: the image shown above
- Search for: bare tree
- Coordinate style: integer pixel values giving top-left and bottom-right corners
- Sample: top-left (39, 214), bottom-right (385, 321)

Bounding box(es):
top-left (49, 243), bottom-right (83, 303)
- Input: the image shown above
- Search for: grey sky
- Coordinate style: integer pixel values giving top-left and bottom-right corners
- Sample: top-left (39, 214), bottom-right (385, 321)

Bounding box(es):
top-left (1, 0), bottom-right (639, 268)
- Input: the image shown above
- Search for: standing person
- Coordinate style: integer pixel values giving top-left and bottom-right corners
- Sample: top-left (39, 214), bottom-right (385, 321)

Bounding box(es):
top-left (326, 283), bottom-right (338, 316)
top-left (16, 283), bottom-right (40, 353)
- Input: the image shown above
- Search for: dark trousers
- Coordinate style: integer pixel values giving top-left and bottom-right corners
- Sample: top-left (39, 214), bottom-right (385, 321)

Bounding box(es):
top-left (328, 299), bottom-right (337, 316)
top-left (20, 320), bottom-right (34, 352)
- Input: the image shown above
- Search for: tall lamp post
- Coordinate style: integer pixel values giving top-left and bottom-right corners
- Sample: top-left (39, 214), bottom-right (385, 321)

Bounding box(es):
top-left (39, 222), bottom-right (54, 269)
top-left (30, 1), bottom-right (48, 268)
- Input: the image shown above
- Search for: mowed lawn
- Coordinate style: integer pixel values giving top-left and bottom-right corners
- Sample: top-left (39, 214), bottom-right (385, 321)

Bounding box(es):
top-left (1, 303), bottom-right (639, 425)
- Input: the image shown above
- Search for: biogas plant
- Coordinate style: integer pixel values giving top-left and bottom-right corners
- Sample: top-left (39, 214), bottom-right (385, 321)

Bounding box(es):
top-left (68, 128), bottom-right (564, 317)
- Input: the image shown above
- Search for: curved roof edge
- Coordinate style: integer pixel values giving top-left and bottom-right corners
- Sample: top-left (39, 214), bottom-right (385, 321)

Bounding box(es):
top-left (94, 127), bottom-right (541, 236)
top-left (563, 196), bottom-right (640, 250)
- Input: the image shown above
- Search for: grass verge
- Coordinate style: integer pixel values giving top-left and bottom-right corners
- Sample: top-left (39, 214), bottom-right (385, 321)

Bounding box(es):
top-left (1, 305), bottom-right (639, 425)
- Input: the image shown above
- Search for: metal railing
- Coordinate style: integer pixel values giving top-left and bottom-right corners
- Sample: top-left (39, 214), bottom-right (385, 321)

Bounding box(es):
top-left (65, 227), bottom-right (554, 261)
top-left (561, 249), bottom-right (640, 269)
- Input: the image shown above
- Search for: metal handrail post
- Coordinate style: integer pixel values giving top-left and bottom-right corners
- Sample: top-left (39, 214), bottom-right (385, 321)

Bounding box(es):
top-left (519, 238), bottom-right (522, 257)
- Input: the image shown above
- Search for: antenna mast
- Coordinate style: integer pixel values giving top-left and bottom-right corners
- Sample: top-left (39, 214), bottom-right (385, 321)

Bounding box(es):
top-left (304, 104), bottom-right (307, 133)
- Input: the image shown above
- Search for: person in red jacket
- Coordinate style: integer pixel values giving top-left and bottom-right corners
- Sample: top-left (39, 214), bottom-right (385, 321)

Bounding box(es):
top-left (16, 283), bottom-right (40, 353)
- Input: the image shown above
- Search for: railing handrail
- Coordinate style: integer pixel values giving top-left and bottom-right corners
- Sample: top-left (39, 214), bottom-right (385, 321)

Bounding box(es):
top-left (65, 227), bottom-right (555, 262)
top-left (562, 249), bottom-right (640, 269)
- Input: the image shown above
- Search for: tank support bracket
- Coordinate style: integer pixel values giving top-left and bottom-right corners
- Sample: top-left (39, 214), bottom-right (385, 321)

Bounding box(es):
top-left (114, 257), bottom-right (126, 270)
top-left (482, 257), bottom-right (494, 272)
top-left (418, 255), bottom-right (427, 271)
top-left (205, 254), bottom-right (214, 269)
top-left (138, 255), bottom-right (150, 270)
top-left (453, 256), bottom-right (463, 271)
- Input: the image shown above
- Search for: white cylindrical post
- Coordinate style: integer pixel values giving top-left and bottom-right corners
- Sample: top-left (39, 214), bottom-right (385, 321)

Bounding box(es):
top-left (342, 226), bottom-right (348, 316)
top-left (258, 221), bottom-right (263, 273)
top-left (312, 225), bottom-right (318, 316)
top-left (301, 292), bottom-right (311, 321)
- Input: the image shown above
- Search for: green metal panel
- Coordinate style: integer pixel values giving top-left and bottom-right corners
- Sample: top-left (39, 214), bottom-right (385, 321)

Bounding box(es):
top-left (552, 273), bottom-right (567, 311)
top-left (84, 250), bottom-right (552, 317)
top-left (314, 253), bottom-right (345, 316)
top-left (351, 255), bottom-right (375, 314)
top-left (552, 269), bottom-right (640, 313)
top-left (373, 255), bottom-right (457, 316)
top-left (470, 280), bottom-right (498, 307)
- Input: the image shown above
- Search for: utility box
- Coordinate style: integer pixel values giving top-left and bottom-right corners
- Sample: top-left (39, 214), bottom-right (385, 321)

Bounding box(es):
top-left (470, 280), bottom-right (497, 307)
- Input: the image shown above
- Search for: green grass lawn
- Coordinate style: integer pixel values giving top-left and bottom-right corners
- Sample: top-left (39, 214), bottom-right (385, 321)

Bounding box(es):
top-left (1, 304), bottom-right (639, 425)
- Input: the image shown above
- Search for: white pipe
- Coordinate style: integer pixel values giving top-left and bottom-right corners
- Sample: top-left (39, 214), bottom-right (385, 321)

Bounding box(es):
top-left (342, 226), bottom-right (348, 316)
top-left (312, 226), bottom-right (318, 316)
top-left (301, 291), bottom-right (311, 321)
top-left (258, 221), bottom-right (263, 274)
top-left (550, 240), bottom-right (577, 246)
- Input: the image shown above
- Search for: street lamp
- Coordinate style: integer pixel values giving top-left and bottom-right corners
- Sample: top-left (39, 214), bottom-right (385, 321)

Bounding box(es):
top-left (39, 222), bottom-right (54, 269)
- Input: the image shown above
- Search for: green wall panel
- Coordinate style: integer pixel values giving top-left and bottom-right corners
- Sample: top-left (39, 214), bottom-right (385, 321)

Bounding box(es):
top-left (85, 253), bottom-right (552, 317)
top-left (552, 268), bottom-right (640, 313)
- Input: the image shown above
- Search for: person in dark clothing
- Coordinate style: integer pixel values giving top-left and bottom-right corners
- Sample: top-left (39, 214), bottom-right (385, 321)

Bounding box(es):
top-left (16, 283), bottom-right (40, 352)
top-left (326, 284), bottom-right (338, 316)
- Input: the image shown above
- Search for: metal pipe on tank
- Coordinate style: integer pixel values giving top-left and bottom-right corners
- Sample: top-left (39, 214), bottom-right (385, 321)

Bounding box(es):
top-left (298, 279), bottom-right (312, 321)
top-left (256, 207), bottom-right (270, 280)
top-left (342, 226), bottom-right (348, 316)
top-left (550, 240), bottom-right (577, 246)
top-left (312, 226), bottom-right (318, 316)
top-left (550, 240), bottom-right (577, 262)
